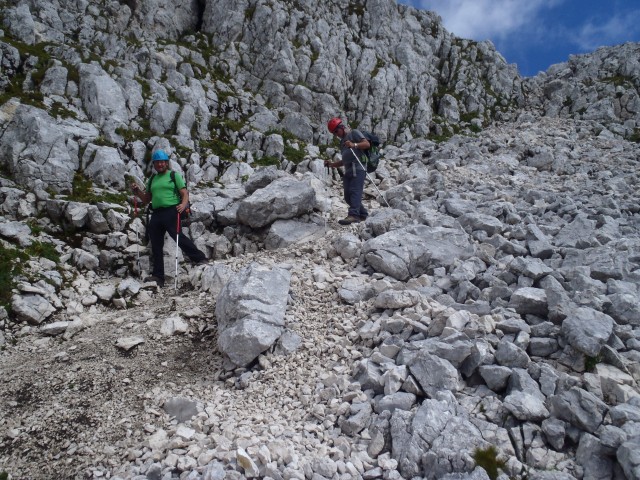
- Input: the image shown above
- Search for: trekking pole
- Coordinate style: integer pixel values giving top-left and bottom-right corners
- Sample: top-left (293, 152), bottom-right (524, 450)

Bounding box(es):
top-left (174, 211), bottom-right (180, 292)
top-left (349, 148), bottom-right (391, 208)
top-left (133, 195), bottom-right (141, 274)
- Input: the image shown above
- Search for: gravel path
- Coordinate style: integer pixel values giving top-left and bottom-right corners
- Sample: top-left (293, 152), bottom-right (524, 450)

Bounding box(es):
top-left (0, 219), bottom-right (374, 479)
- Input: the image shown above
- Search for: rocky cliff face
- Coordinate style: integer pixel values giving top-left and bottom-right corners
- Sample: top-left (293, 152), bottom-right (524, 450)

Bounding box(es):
top-left (0, 1), bottom-right (639, 480)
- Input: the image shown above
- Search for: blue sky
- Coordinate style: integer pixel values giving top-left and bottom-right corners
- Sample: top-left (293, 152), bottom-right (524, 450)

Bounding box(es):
top-left (398, 0), bottom-right (640, 77)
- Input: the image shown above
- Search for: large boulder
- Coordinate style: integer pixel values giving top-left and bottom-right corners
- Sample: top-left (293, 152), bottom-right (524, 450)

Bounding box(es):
top-left (216, 263), bottom-right (291, 367)
top-left (362, 225), bottom-right (475, 281)
top-left (0, 104), bottom-right (82, 192)
top-left (236, 176), bottom-right (316, 228)
top-left (78, 63), bottom-right (129, 129)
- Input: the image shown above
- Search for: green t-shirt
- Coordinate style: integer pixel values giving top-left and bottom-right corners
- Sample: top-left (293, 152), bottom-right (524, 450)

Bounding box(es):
top-left (147, 171), bottom-right (185, 209)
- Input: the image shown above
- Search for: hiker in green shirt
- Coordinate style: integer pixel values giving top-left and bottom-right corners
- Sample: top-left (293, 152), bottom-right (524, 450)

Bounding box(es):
top-left (131, 149), bottom-right (207, 287)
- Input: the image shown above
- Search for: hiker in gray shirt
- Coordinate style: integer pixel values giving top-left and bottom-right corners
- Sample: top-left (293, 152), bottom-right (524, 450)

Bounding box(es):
top-left (325, 117), bottom-right (371, 225)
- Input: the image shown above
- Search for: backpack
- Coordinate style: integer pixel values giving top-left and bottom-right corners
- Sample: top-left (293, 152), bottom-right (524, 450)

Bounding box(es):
top-left (147, 171), bottom-right (191, 221)
top-left (360, 131), bottom-right (382, 173)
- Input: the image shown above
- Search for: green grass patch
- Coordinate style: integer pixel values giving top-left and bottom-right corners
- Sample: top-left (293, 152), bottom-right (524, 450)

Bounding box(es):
top-left (0, 242), bottom-right (28, 310)
top-left (371, 57), bottom-right (385, 78)
top-left (283, 144), bottom-right (305, 164)
top-left (585, 354), bottom-right (603, 372)
top-left (602, 75), bottom-right (633, 88)
top-left (253, 155), bottom-right (280, 167)
top-left (67, 172), bottom-right (127, 205)
top-left (472, 445), bottom-right (506, 480)
top-left (200, 138), bottom-right (235, 159)
top-left (50, 101), bottom-right (78, 120)
top-left (25, 241), bottom-right (60, 263)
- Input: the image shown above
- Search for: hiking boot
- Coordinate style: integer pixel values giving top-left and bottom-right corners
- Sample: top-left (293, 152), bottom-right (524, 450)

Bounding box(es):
top-left (193, 258), bottom-right (208, 266)
top-left (338, 216), bottom-right (360, 225)
top-left (144, 275), bottom-right (164, 287)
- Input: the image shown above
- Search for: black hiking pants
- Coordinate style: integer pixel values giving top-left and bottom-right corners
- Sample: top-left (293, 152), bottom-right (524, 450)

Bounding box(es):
top-left (148, 206), bottom-right (206, 281)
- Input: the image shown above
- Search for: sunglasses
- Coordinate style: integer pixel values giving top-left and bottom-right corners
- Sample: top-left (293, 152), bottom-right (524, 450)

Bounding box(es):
top-left (332, 124), bottom-right (344, 134)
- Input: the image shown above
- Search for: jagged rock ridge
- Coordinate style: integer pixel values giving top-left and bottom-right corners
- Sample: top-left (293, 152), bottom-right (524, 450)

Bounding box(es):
top-left (0, 0), bottom-right (639, 479)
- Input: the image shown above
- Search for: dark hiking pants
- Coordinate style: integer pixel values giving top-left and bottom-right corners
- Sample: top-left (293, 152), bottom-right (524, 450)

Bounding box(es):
top-left (148, 207), bottom-right (206, 280)
top-left (343, 168), bottom-right (368, 219)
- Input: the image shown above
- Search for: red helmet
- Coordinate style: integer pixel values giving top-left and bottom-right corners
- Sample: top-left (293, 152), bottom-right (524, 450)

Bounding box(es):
top-left (327, 117), bottom-right (343, 133)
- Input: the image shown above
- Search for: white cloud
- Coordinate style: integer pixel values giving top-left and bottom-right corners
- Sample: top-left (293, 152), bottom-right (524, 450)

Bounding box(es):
top-left (572, 10), bottom-right (640, 51)
top-left (414, 0), bottom-right (563, 40)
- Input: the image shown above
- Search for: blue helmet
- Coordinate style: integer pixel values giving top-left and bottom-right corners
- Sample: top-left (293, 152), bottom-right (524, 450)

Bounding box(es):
top-left (151, 149), bottom-right (169, 161)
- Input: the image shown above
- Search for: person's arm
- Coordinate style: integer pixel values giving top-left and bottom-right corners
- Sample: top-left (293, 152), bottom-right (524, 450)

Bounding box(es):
top-left (131, 183), bottom-right (151, 204)
top-left (324, 159), bottom-right (344, 168)
top-left (177, 188), bottom-right (189, 213)
top-left (344, 135), bottom-right (370, 151)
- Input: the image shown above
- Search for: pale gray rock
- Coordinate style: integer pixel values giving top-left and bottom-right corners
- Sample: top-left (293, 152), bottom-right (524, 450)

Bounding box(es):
top-left (541, 418), bottom-right (566, 450)
top-left (264, 219), bottom-right (325, 250)
top-left (84, 146), bottom-right (127, 189)
top-left (117, 278), bottom-right (141, 297)
top-left (606, 292), bottom-right (640, 326)
top-left (363, 225), bottom-right (474, 281)
top-left (199, 264), bottom-right (233, 296)
top-left (0, 221), bottom-right (32, 246)
top-left (338, 276), bottom-right (376, 305)
top-left (149, 101), bottom-right (179, 134)
top-left (341, 402), bottom-right (373, 436)
top-left (243, 166), bottom-right (286, 195)
top-left (508, 257), bottom-right (553, 280)
top-left (617, 437), bottom-right (640, 480)
top-left (503, 392), bottom-right (550, 421)
top-left (0, 104), bottom-right (81, 192)
top-left (540, 275), bottom-right (573, 324)
top-left (78, 63), bottom-right (129, 128)
top-left (2, 4), bottom-right (36, 45)
top-left (71, 248), bottom-right (99, 271)
top-left (216, 263), bottom-right (291, 367)
top-left (608, 404), bottom-right (640, 426)
top-left (353, 357), bottom-right (385, 392)
top-left (404, 351), bottom-right (460, 398)
top-left (443, 198), bottom-right (477, 217)
top-left (479, 365), bottom-right (512, 392)
top-left (438, 94), bottom-right (460, 122)
top-left (114, 336), bottom-right (145, 351)
top-left (374, 392), bottom-right (416, 414)
top-left (40, 321), bottom-right (69, 336)
top-left (11, 293), bottom-right (55, 325)
top-left (561, 307), bottom-right (614, 357)
top-left (576, 433), bottom-right (613, 480)
top-left (508, 287), bottom-right (548, 317)
top-left (494, 340), bottom-right (530, 369)
top-left (404, 338), bottom-right (473, 369)
top-left (332, 232), bottom-right (362, 261)
top-left (93, 284), bottom-right (116, 302)
top-left (363, 209), bottom-right (412, 238)
top-left (218, 162), bottom-right (255, 187)
top-left (457, 212), bottom-right (504, 236)
top-left (160, 316), bottom-right (189, 336)
top-left (548, 387), bottom-right (608, 433)
top-left (373, 289), bottom-right (421, 310)
top-left (236, 177), bottom-right (316, 228)
top-left (561, 244), bottom-right (632, 283)
top-left (163, 397), bottom-right (198, 423)
top-left (390, 391), bottom-right (512, 479)
top-left (40, 63), bottom-right (68, 96)
top-left (274, 329), bottom-right (302, 356)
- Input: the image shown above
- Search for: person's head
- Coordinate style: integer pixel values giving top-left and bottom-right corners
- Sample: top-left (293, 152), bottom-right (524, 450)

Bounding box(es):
top-left (327, 117), bottom-right (347, 138)
top-left (151, 149), bottom-right (170, 173)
